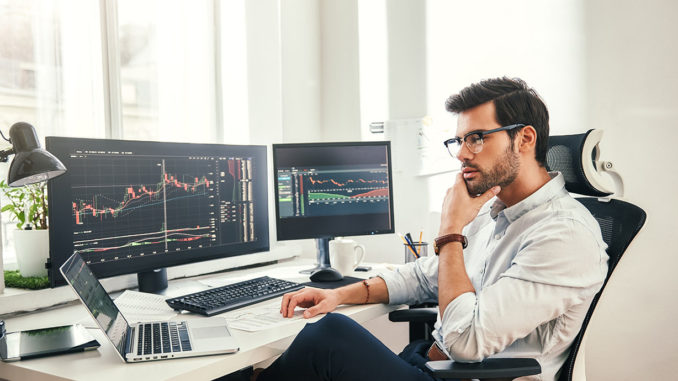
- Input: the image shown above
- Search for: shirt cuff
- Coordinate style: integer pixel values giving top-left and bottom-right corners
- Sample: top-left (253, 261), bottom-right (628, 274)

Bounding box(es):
top-left (377, 267), bottom-right (413, 305)
top-left (439, 291), bottom-right (477, 345)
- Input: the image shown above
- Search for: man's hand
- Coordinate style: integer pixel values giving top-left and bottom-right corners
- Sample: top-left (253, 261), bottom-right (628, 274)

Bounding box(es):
top-left (280, 287), bottom-right (341, 319)
top-left (439, 173), bottom-right (500, 235)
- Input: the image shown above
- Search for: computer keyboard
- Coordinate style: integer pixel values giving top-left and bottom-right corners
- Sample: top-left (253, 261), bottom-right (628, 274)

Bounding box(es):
top-left (165, 276), bottom-right (305, 316)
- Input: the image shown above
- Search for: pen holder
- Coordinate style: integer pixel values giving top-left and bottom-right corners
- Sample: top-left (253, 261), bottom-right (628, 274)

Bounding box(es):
top-left (404, 242), bottom-right (428, 263)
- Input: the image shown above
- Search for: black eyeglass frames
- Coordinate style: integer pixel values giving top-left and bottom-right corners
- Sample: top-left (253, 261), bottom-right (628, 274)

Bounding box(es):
top-left (443, 123), bottom-right (525, 157)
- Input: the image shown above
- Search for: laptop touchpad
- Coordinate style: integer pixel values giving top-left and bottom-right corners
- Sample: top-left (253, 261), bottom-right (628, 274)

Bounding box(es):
top-left (192, 326), bottom-right (230, 339)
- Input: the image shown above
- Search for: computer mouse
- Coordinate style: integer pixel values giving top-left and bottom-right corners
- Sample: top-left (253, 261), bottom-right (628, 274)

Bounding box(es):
top-left (309, 267), bottom-right (344, 282)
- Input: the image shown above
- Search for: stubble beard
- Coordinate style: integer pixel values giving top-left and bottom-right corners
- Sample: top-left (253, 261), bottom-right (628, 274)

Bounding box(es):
top-left (464, 147), bottom-right (520, 196)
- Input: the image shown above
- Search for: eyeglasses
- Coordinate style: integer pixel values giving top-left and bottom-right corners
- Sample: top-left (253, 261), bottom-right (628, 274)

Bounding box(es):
top-left (443, 124), bottom-right (525, 157)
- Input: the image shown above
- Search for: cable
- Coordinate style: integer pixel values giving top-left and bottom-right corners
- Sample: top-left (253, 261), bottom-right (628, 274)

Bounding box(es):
top-left (0, 129), bottom-right (11, 143)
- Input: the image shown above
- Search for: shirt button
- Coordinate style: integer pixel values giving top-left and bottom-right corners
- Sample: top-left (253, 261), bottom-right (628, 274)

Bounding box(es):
top-left (494, 234), bottom-right (501, 240)
top-left (457, 328), bottom-right (464, 333)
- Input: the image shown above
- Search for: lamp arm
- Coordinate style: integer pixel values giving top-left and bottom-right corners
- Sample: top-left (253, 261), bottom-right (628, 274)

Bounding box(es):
top-left (0, 147), bottom-right (14, 163)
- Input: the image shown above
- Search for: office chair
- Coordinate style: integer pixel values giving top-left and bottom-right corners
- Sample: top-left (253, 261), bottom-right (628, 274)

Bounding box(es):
top-left (389, 129), bottom-right (647, 380)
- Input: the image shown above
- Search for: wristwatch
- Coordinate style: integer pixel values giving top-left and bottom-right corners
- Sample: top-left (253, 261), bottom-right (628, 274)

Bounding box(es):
top-left (433, 233), bottom-right (468, 254)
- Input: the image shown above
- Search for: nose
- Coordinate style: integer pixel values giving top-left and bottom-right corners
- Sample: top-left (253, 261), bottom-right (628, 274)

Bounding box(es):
top-left (455, 141), bottom-right (474, 162)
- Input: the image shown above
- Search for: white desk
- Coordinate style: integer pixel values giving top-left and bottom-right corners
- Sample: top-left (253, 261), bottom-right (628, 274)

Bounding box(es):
top-left (0, 259), bottom-right (402, 381)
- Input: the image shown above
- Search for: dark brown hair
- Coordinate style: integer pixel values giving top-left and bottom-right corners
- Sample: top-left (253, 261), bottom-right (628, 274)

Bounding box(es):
top-left (446, 77), bottom-right (549, 166)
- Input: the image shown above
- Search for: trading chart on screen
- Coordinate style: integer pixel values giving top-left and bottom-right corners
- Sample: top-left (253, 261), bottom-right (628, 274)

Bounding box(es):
top-left (67, 150), bottom-right (256, 264)
top-left (277, 164), bottom-right (390, 218)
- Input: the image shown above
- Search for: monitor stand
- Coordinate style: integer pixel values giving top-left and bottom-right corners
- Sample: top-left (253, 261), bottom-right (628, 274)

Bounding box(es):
top-left (137, 268), bottom-right (168, 294)
top-left (299, 237), bottom-right (334, 274)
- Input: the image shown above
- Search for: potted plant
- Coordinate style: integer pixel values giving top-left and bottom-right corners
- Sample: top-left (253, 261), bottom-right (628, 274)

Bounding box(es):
top-left (0, 180), bottom-right (50, 277)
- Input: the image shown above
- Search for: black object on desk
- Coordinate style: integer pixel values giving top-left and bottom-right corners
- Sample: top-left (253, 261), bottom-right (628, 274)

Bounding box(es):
top-left (303, 276), bottom-right (364, 290)
top-left (309, 267), bottom-right (343, 282)
top-left (0, 324), bottom-right (100, 362)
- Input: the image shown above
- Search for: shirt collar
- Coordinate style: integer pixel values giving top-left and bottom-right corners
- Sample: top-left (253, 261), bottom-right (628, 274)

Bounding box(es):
top-left (489, 172), bottom-right (567, 222)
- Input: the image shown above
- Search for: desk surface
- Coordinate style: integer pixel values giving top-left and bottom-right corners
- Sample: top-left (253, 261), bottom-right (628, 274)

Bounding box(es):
top-left (0, 259), bottom-right (401, 381)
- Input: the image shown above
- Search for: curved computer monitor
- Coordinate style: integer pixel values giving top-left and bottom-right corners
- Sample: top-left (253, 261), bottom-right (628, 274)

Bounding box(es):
top-left (46, 137), bottom-right (269, 291)
top-left (273, 141), bottom-right (394, 273)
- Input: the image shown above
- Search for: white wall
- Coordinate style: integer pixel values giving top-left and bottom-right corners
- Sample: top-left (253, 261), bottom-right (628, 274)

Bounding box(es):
top-left (583, 1), bottom-right (678, 379)
top-left (253, 2), bottom-right (678, 375)
top-left (245, 0), bottom-right (283, 146)
top-left (280, 0), bottom-right (322, 143)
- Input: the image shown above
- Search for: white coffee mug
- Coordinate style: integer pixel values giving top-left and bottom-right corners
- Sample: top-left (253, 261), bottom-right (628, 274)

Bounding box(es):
top-left (329, 238), bottom-right (366, 276)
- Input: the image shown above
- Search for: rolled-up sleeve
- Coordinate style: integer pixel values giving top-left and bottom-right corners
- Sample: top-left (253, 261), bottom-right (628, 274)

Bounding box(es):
top-left (438, 217), bottom-right (607, 362)
top-left (378, 255), bottom-right (439, 305)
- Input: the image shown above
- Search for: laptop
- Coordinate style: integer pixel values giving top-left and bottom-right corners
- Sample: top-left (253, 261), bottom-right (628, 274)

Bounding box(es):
top-left (60, 253), bottom-right (239, 362)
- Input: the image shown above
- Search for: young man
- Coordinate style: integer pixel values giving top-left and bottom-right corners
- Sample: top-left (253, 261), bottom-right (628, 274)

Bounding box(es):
top-left (254, 77), bottom-right (608, 381)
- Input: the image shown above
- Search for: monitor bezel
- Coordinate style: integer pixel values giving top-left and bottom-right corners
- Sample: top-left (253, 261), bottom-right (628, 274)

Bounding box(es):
top-left (46, 136), bottom-right (270, 287)
top-left (272, 141), bottom-right (395, 241)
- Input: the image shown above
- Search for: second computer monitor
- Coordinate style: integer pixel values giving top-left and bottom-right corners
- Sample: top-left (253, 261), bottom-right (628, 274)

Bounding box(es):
top-left (273, 141), bottom-right (394, 270)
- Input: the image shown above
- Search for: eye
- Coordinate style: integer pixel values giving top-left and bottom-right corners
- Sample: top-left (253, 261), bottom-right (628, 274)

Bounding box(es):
top-left (466, 133), bottom-right (483, 145)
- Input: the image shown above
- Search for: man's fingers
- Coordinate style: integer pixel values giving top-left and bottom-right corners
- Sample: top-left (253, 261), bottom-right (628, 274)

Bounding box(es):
top-left (479, 185), bottom-right (501, 203)
top-left (286, 292), bottom-right (315, 318)
top-left (286, 294), bottom-right (303, 318)
top-left (303, 305), bottom-right (320, 318)
top-left (280, 288), bottom-right (306, 316)
top-left (280, 294), bottom-right (290, 316)
top-left (303, 301), bottom-right (327, 319)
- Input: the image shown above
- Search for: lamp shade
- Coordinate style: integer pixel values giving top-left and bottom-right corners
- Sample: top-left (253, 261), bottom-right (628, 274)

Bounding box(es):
top-left (7, 122), bottom-right (66, 187)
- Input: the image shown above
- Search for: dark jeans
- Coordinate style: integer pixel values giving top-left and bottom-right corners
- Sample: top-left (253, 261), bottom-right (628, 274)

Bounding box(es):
top-left (256, 313), bottom-right (450, 381)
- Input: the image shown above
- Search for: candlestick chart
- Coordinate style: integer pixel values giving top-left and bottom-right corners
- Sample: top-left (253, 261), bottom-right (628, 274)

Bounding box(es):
top-left (277, 166), bottom-right (390, 218)
top-left (69, 155), bottom-right (254, 263)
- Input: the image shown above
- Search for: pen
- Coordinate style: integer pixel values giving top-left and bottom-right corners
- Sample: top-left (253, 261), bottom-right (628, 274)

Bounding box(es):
top-left (403, 233), bottom-right (420, 257)
top-left (405, 233), bottom-right (418, 256)
top-left (398, 233), bottom-right (419, 258)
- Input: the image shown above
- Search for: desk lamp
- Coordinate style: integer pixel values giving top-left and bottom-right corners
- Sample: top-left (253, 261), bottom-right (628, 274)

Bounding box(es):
top-left (0, 122), bottom-right (67, 294)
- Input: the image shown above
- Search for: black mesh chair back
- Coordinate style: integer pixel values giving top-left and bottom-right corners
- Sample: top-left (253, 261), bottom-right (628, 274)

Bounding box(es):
top-left (546, 130), bottom-right (647, 381)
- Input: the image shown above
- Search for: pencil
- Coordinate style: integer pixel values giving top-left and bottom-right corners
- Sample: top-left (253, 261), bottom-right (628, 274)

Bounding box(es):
top-left (418, 231), bottom-right (423, 246)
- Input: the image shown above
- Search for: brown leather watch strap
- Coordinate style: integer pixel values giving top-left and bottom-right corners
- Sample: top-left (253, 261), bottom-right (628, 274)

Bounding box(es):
top-left (433, 233), bottom-right (467, 254)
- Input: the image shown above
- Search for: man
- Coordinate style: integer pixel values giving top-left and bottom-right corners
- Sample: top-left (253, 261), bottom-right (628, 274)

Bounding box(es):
top-left (254, 77), bottom-right (608, 381)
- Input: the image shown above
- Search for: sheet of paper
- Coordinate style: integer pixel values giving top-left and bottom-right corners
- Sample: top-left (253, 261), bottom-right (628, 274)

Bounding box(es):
top-left (114, 290), bottom-right (178, 323)
top-left (223, 302), bottom-right (305, 332)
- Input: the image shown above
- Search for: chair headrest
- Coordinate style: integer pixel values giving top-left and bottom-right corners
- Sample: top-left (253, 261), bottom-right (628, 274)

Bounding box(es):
top-left (546, 129), bottom-right (614, 197)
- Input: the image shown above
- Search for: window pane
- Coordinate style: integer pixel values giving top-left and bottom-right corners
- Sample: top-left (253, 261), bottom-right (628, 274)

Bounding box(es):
top-left (0, 0), bottom-right (105, 139)
top-left (0, 0), bottom-right (104, 265)
top-left (117, 0), bottom-right (217, 143)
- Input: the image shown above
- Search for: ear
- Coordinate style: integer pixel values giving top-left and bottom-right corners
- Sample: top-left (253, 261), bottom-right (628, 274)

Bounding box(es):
top-left (517, 125), bottom-right (537, 154)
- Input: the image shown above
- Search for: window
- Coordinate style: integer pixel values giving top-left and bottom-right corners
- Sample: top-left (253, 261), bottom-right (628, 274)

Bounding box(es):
top-left (0, 0), bottom-right (250, 267)
top-left (0, 0), bottom-right (106, 266)
top-left (0, 0), bottom-right (105, 138)
top-left (116, 0), bottom-right (217, 142)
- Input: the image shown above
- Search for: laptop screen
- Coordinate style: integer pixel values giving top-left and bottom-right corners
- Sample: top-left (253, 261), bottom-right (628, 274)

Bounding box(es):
top-left (60, 253), bottom-right (130, 357)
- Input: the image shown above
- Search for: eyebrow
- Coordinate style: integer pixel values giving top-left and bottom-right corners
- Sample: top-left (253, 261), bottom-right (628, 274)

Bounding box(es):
top-left (455, 129), bottom-right (485, 139)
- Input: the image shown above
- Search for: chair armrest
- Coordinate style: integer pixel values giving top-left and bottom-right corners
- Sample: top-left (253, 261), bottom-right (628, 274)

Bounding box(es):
top-left (388, 307), bottom-right (438, 323)
top-left (425, 358), bottom-right (541, 380)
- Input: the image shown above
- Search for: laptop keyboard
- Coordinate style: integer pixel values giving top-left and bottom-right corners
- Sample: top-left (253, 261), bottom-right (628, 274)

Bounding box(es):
top-left (137, 321), bottom-right (191, 355)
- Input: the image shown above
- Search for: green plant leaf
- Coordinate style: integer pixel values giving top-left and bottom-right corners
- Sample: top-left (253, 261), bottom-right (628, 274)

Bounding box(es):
top-left (0, 181), bottom-right (49, 230)
top-left (30, 204), bottom-right (38, 221)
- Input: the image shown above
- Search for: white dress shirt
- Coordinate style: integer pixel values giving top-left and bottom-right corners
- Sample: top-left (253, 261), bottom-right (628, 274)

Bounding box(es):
top-left (380, 172), bottom-right (608, 381)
